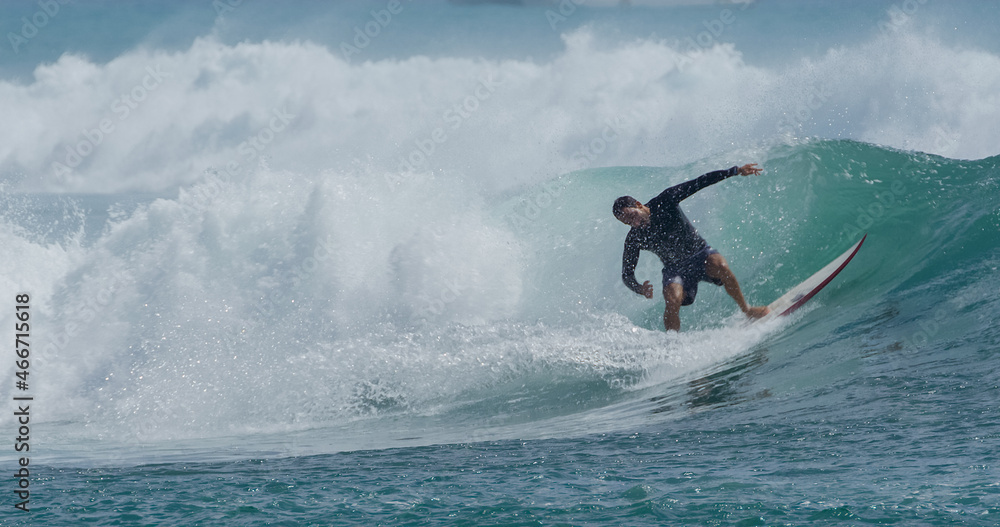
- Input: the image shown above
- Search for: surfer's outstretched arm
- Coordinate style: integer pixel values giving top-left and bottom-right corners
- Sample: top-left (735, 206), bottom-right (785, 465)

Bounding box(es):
top-left (650, 167), bottom-right (738, 206)
top-left (649, 163), bottom-right (762, 207)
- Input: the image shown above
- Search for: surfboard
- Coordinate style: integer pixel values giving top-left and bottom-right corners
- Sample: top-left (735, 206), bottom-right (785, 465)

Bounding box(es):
top-left (755, 234), bottom-right (867, 323)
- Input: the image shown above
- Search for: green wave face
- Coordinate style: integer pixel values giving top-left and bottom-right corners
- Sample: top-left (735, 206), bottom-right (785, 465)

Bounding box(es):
top-left (500, 140), bottom-right (999, 330)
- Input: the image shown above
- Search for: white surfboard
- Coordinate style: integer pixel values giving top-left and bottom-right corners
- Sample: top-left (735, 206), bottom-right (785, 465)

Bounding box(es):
top-left (755, 234), bottom-right (867, 323)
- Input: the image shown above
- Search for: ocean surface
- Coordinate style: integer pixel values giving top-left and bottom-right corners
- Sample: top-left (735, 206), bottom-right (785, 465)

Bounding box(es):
top-left (1, 0), bottom-right (999, 524)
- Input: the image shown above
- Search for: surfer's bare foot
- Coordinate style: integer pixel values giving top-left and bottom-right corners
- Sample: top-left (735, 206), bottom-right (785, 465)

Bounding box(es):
top-left (743, 306), bottom-right (770, 319)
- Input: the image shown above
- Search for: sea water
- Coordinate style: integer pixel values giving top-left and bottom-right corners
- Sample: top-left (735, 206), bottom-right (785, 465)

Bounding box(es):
top-left (1, 0), bottom-right (999, 524)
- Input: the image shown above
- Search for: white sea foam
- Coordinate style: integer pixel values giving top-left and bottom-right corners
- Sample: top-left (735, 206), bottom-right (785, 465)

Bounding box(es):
top-left (1, 23), bottom-right (997, 195)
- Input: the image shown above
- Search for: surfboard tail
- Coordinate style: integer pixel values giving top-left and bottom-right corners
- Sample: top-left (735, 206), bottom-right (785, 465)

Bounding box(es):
top-left (779, 233), bottom-right (867, 317)
top-left (755, 234), bottom-right (867, 324)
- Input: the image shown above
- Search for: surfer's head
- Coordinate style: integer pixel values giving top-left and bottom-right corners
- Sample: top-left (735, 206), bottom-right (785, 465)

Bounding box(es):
top-left (613, 196), bottom-right (651, 227)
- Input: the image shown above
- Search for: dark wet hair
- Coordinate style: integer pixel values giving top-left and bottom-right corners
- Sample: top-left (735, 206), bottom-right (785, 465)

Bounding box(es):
top-left (613, 196), bottom-right (638, 218)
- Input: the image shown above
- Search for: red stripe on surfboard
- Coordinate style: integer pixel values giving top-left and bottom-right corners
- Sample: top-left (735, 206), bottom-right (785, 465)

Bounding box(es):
top-left (780, 233), bottom-right (867, 317)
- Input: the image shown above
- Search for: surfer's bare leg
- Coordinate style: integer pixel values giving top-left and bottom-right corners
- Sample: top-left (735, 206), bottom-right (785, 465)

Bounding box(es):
top-left (663, 282), bottom-right (684, 332)
top-left (705, 253), bottom-right (769, 319)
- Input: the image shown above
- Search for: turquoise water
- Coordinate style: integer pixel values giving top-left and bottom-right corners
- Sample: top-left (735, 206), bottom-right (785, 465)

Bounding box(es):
top-left (2, 1), bottom-right (999, 525)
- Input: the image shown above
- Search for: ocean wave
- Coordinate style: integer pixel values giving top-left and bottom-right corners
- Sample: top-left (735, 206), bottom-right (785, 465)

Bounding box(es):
top-left (0, 139), bottom-right (995, 456)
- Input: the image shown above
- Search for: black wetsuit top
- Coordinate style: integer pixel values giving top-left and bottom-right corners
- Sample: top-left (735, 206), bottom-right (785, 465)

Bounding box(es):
top-left (621, 166), bottom-right (739, 295)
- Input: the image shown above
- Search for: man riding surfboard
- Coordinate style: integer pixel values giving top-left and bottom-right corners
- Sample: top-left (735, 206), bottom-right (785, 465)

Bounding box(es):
top-left (613, 163), bottom-right (770, 331)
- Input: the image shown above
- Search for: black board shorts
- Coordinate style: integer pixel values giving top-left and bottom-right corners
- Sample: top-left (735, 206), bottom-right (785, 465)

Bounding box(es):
top-left (661, 246), bottom-right (724, 306)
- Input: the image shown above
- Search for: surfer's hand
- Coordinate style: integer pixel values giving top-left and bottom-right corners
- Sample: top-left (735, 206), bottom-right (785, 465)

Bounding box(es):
top-left (738, 163), bottom-right (762, 176)
top-left (641, 281), bottom-right (654, 299)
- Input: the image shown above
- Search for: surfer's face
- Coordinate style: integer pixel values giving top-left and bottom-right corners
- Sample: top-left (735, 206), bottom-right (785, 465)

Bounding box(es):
top-left (617, 202), bottom-right (651, 228)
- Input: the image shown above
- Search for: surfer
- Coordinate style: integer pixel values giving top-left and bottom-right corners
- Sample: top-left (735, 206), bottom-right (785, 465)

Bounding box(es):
top-left (613, 164), bottom-right (770, 331)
